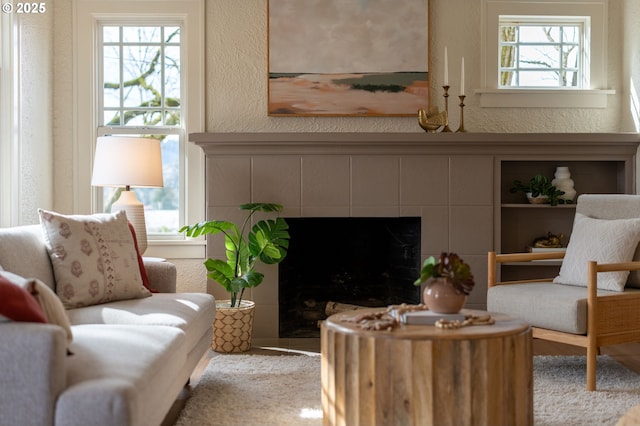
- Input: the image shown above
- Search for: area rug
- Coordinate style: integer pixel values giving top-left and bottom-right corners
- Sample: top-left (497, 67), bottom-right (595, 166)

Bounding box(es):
top-left (175, 351), bottom-right (640, 426)
top-left (534, 356), bottom-right (640, 425)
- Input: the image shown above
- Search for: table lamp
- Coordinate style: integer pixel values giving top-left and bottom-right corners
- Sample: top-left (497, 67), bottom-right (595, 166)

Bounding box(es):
top-left (91, 136), bottom-right (164, 254)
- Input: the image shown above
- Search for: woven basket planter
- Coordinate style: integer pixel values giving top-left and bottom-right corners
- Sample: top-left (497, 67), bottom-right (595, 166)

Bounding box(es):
top-left (212, 300), bottom-right (256, 353)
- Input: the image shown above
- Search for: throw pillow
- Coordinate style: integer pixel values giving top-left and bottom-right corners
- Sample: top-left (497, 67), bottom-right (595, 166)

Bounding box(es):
top-left (38, 209), bottom-right (151, 309)
top-left (553, 213), bottom-right (640, 291)
top-left (127, 221), bottom-right (156, 292)
top-left (0, 275), bottom-right (47, 323)
top-left (0, 270), bottom-right (73, 343)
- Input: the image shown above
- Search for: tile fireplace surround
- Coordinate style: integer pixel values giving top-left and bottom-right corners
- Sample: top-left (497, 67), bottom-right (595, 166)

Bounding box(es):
top-left (190, 132), bottom-right (640, 340)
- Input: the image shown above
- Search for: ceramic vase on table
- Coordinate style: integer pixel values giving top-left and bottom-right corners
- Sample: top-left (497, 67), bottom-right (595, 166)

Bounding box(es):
top-left (423, 278), bottom-right (467, 314)
top-left (552, 166), bottom-right (577, 202)
top-left (211, 300), bottom-right (255, 353)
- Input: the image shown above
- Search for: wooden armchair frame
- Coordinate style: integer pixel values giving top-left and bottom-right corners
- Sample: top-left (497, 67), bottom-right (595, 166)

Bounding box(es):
top-left (488, 251), bottom-right (640, 391)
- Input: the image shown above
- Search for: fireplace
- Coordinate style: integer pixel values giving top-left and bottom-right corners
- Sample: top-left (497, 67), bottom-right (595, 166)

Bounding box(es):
top-left (278, 217), bottom-right (421, 337)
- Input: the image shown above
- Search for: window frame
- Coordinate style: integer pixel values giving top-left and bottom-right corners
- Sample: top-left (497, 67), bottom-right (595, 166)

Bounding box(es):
top-left (498, 16), bottom-right (586, 89)
top-left (74, 0), bottom-right (205, 258)
top-left (96, 22), bottom-right (185, 238)
top-left (479, 0), bottom-right (613, 108)
top-left (0, 10), bottom-right (15, 227)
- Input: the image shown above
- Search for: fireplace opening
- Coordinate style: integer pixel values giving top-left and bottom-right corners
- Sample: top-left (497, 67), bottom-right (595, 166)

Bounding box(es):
top-left (278, 217), bottom-right (421, 338)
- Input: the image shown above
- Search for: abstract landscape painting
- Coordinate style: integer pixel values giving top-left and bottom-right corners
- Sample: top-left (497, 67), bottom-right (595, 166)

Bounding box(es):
top-left (268, 0), bottom-right (429, 116)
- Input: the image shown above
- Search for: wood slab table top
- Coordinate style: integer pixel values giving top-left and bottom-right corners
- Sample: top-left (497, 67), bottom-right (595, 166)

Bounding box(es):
top-left (324, 308), bottom-right (530, 340)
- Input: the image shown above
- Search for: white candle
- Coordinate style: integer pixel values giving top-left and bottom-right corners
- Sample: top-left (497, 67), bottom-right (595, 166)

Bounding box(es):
top-left (460, 57), bottom-right (465, 95)
top-left (444, 46), bottom-right (449, 86)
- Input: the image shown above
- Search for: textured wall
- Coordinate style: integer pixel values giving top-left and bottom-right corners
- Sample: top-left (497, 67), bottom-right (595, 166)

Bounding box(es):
top-left (205, 0), bottom-right (627, 133)
top-left (17, 3), bottom-right (54, 224)
top-left (52, 0), bottom-right (74, 214)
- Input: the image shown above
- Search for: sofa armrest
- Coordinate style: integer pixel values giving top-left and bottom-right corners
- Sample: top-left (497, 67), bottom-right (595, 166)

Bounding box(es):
top-left (143, 258), bottom-right (177, 293)
top-left (0, 323), bottom-right (67, 426)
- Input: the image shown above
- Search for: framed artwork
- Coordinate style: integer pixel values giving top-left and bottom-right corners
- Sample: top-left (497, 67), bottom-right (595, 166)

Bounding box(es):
top-left (268, 0), bottom-right (430, 117)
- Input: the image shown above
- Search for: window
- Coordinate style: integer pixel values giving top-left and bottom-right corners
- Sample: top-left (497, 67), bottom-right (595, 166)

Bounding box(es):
top-left (480, 0), bottom-right (612, 108)
top-left (98, 25), bottom-right (183, 235)
top-left (499, 18), bottom-right (584, 88)
top-left (75, 0), bottom-right (205, 257)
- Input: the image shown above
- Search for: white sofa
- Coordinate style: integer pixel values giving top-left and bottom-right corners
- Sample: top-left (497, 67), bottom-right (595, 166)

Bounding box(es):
top-left (0, 224), bottom-right (216, 426)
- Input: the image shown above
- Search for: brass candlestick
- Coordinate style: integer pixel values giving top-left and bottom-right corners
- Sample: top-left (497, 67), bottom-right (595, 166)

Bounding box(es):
top-left (441, 85), bottom-right (452, 132)
top-left (456, 95), bottom-right (467, 133)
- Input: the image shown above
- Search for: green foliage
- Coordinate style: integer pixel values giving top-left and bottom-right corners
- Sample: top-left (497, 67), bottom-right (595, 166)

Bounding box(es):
top-left (510, 174), bottom-right (569, 206)
top-left (350, 84), bottom-right (405, 93)
top-left (180, 203), bottom-right (290, 307)
top-left (414, 252), bottom-right (475, 295)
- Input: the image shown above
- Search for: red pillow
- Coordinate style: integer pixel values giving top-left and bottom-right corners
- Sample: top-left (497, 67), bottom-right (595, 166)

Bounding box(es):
top-left (127, 221), bottom-right (157, 293)
top-left (0, 276), bottom-right (47, 323)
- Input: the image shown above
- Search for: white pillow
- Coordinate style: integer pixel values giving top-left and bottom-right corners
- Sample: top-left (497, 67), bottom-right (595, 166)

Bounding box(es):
top-left (553, 213), bottom-right (640, 291)
top-left (38, 209), bottom-right (151, 308)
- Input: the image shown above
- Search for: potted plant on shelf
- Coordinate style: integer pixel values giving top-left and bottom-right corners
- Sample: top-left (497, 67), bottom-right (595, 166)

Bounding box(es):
top-left (414, 252), bottom-right (475, 314)
top-left (510, 174), bottom-right (569, 206)
top-left (180, 203), bottom-right (290, 353)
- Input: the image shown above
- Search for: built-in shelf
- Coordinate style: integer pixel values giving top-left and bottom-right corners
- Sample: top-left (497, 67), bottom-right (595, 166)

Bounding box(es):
top-left (501, 204), bottom-right (577, 208)
top-left (498, 153), bottom-right (638, 282)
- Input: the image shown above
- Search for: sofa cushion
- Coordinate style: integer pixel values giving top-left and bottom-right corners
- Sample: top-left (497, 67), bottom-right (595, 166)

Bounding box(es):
top-left (0, 275), bottom-right (47, 323)
top-left (553, 213), bottom-right (640, 291)
top-left (65, 292), bottom-right (215, 352)
top-left (58, 324), bottom-right (186, 426)
top-left (38, 209), bottom-right (151, 309)
top-left (487, 282), bottom-right (638, 334)
top-left (0, 271), bottom-right (73, 343)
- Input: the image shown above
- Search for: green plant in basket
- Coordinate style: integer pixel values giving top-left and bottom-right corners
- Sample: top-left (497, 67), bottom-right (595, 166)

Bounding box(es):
top-left (180, 203), bottom-right (290, 307)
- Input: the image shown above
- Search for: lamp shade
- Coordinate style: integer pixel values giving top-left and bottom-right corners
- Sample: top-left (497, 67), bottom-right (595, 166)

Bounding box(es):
top-left (91, 136), bottom-right (163, 255)
top-left (91, 136), bottom-right (164, 188)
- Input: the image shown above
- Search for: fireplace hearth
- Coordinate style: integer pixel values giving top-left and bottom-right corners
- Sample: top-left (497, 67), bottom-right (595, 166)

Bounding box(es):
top-left (278, 217), bottom-right (421, 337)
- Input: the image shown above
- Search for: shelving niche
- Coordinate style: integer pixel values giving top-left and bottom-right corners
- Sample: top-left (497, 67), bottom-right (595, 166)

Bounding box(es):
top-left (499, 159), bottom-right (632, 282)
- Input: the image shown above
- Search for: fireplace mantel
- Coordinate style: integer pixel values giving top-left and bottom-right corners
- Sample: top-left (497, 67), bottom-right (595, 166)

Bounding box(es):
top-left (190, 132), bottom-right (640, 156)
top-left (190, 132), bottom-right (640, 341)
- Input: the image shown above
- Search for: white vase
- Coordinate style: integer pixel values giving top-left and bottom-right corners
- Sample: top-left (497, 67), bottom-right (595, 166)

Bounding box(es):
top-left (552, 166), bottom-right (577, 202)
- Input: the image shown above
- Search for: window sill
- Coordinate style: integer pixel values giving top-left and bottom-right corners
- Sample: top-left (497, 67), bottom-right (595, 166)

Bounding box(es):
top-left (145, 239), bottom-right (206, 259)
top-left (476, 89), bottom-right (615, 108)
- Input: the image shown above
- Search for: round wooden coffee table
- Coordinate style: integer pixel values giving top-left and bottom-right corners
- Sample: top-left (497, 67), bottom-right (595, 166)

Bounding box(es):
top-left (321, 309), bottom-right (532, 426)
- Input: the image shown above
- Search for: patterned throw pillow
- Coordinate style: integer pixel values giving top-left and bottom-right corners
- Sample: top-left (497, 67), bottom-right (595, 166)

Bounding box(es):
top-left (553, 213), bottom-right (640, 291)
top-left (38, 209), bottom-right (151, 309)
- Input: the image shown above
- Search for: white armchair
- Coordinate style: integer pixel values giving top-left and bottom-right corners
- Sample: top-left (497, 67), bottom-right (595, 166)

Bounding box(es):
top-left (487, 194), bottom-right (640, 391)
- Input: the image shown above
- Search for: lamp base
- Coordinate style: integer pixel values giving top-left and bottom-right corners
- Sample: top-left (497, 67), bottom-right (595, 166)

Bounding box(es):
top-left (112, 190), bottom-right (148, 254)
